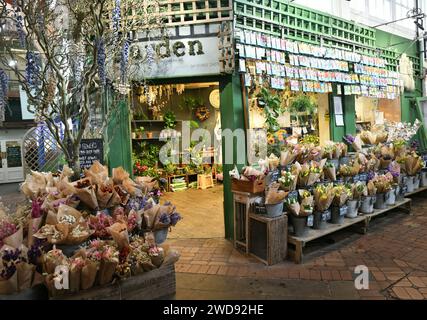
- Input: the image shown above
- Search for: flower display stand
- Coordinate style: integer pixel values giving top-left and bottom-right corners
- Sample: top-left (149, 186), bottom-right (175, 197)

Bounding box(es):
top-left (248, 213), bottom-right (288, 266)
top-left (50, 255), bottom-right (179, 300)
top-left (288, 199), bottom-right (412, 264)
top-left (197, 173), bottom-right (214, 190)
top-left (404, 186), bottom-right (427, 197)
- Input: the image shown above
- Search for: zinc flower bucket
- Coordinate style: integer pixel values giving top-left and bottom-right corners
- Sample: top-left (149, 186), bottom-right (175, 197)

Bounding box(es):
top-left (406, 176), bottom-right (415, 193)
top-left (359, 196), bottom-right (376, 214)
top-left (346, 200), bottom-right (360, 219)
top-left (154, 228), bottom-right (169, 244)
top-left (265, 202), bottom-right (284, 218)
top-left (374, 193), bottom-right (389, 210)
top-left (397, 185), bottom-right (407, 201)
top-left (291, 215), bottom-right (311, 237)
top-left (413, 173), bottom-right (421, 190)
top-left (312, 210), bottom-right (331, 230)
top-left (421, 170), bottom-right (427, 187)
top-left (385, 188), bottom-right (397, 206)
top-left (331, 206), bottom-right (348, 224)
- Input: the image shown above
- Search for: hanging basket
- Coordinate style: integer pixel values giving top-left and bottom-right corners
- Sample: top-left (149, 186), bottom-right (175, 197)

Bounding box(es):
top-left (195, 106), bottom-right (210, 121)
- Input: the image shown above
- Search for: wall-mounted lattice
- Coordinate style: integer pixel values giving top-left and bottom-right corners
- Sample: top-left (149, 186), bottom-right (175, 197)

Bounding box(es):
top-left (234, 0), bottom-right (420, 74)
top-left (106, 0), bottom-right (233, 29)
top-left (22, 124), bottom-right (63, 175)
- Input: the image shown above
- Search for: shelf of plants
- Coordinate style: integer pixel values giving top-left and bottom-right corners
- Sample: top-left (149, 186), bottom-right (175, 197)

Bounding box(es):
top-left (0, 162), bottom-right (182, 299)
top-left (231, 120), bottom-right (425, 265)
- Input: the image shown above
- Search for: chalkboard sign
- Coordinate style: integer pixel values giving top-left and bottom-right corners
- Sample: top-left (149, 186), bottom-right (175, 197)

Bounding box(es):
top-left (6, 146), bottom-right (22, 168)
top-left (79, 139), bottom-right (103, 169)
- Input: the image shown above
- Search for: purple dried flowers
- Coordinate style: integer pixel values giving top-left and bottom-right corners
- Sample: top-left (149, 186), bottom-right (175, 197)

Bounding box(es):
top-left (96, 38), bottom-right (106, 86)
top-left (170, 212), bottom-right (182, 226)
top-left (343, 134), bottom-right (355, 145)
top-left (31, 198), bottom-right (43, 218)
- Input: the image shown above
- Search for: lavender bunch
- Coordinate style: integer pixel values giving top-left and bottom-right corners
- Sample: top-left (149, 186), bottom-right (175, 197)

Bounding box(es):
top-left (96, 38), bottom-right (106, 86)
top-left (25, 51), bottom-right (41, 89)
top-left (170, 212), bottom-right (182, 226)
top-left (1, 248), bottom-right (22, 280)
top-left (27, 238), bottom-right (46, 265)
top-left (0, 69), bottom-right (8, 120)
top-left (343, 134), bottom-right (355, 145)
top-left (159, 213), bottom-right (171, 225)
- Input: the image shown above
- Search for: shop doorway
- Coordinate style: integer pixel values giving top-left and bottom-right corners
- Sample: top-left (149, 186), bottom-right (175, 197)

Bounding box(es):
top-left (131, 81), bottom-right (225, 239)
top-left (0, 140), bottom-right (24, 184)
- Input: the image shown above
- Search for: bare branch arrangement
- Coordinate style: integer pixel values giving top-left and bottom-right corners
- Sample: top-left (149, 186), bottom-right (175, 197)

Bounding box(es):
top-left (0, 0), bottom-right (166, 177)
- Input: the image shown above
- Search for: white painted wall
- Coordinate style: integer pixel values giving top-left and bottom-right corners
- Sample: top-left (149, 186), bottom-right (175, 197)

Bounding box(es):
top-left (0, 128), bottom-right (28, 141)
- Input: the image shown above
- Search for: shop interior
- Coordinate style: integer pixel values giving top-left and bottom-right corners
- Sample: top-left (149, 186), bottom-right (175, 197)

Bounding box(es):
top-left (131, 82), bottom-right (225, 239)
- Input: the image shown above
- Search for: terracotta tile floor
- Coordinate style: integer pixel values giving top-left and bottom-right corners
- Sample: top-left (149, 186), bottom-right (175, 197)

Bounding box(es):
top-left (168, 192), bottom-right (427, 299)
top-left (162, 185), bottom-right (225, 239)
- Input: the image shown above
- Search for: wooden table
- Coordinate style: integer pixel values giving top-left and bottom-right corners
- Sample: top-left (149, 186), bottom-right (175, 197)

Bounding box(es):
top-left (405, 186), bottom-right (427, 197)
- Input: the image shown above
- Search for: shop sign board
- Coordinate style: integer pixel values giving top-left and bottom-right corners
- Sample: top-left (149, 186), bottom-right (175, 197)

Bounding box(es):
top-left (79, 139), bottom-right (103, 169)
top-left (129, 37), bottom-right (220, 79)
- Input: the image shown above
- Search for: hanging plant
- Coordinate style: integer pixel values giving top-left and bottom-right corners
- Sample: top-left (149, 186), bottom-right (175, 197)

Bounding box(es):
top-left (25, 51), bottom-right (41, 89)
top-left (288, 94), bottom-right (317, 126)
top-left (96, 38), bottom-right (106, 86)
top-left (195, 106), bottom-right (210, 122)
top-left (257, 87), bottom-right (283, 133)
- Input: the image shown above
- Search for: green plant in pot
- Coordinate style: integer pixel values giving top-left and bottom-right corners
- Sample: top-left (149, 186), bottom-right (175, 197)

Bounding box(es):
top-left (258, 87), bottom-right (283, 133)
top-left (164, 111), bottom-right (176, 129)
top-left (136, 126), bottom-right (145, 139)
top-left (288, 95), bottom-right (317, 126)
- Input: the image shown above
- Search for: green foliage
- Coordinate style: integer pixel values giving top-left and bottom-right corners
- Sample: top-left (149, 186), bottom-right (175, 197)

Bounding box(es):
top-left (190, 120), bottom-right (199, 129)
top-left (164, 162), bottom-right (177, 175)
top-left (181, 96), bottom-right (204, 112)
top-left (288, 95), bottom-right (317, 116)
top-left (258, 88), bottom-right (283, 133)
top-left (164, 111), bottom-right (176, 129)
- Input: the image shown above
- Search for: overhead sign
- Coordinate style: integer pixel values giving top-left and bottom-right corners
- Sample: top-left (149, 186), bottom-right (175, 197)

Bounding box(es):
top-left (129, 37), bottom-right (220, 79)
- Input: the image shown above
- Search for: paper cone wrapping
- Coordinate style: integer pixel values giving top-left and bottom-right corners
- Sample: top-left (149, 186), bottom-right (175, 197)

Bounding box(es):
top-left (367, 181), bottom-right (377, 196)
top-left (66, 223), bottom-right (93, 245)
top-left (243, 166), bottom-right (264, 177)
top-left (112, 167), bottom-right (130, 185)
top-left (287, 202), bottom-right (301, 216)
top-left (43, 248), bottom-right (68, 274)
top-left (69, 262), bottom-right (83, 293)
top-left (265, 182), bottom-right (289, 205)
top-left (28, 217), bottom-right (43, 247)
top-left (300, 196), bottom-right (314, 216)
top-left (314, 189), bottom-right (334, 212)
top-left (81, 260), bottom-right (99, 290)
top-left (380, 158), bottom-right (392, 170)
top-left (107, 222), bottom-right (129, 251)
top-left (352, 136), bottom-right (363, 152)
top-left (150, 249), bottom-right (165, 268)
top-left (134, 177), bottom-right (158, 193)
top-left (3, 227), bottom-right (23, 248)
top-left (44, 274), bottom-right (65, 298)
top-left (113, 185), bottom-right (130, 206)
top-left (57, 204), bottom-right (82, 226)
top-left (0, 272), bottom-right (18, 295)
top-left (31, 271), bottom-right (44, 288)
top-left (16, 262), bottom-right (35, 292)
top-left (123, 178), bottom-right (137, 196)
top-left (333, 193), bottom-right (349, 207)
top-left (324, 166), bottom-right (336, 181)
top-left (84, 161), bottom-right (109, 185)
top-left (268, 154), bottom-right (280, 171)
top-left (143, 206), bottom-right (160, 230)
top-left (56, 178), bottom-right (76, 197)
top-left (280, 151), bottom-right (297, 167)
top-left (74, 186), bottom-right (98, 210)
top-left (97, 260), bottom-right (118, 286)
top-left (307, 173), bottom-right (321, 186)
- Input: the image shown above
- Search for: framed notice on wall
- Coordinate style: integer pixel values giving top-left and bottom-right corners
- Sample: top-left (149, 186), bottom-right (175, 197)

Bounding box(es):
top-left (333, 96), bottom-right (344, 127)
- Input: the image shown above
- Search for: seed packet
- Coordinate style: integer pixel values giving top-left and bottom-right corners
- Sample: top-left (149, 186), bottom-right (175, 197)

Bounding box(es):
top-left (239, 59), bottom-right (246, 73)
top-left (256, 47), bottom-right (266, 59)
top-left (244, 74), bottom-right (252, 87)
top-left (290, 80), bottom-right (300, 91)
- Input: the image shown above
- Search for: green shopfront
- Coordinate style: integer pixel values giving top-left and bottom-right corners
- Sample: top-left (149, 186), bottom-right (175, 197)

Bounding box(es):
top-left (107, 0), bottom-right (426, 241)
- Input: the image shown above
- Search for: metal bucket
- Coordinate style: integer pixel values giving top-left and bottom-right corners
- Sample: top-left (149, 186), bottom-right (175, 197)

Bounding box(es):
top-left (406, 176), bottom-right (415, 193)
top-left (313, 210), bottom-right (331, 230)
top-left (154, 228), bottom-right (169, 244)
top-left (374, 192), bottom-right (389, 210)
top-left (385, 188), bottom-right (397, 206)
top-left (359, 196), bottom-right (376, 214)
top-left (291, 215), bottom-right (309, 237)
top-left (420, 171), bottom-right (427, 187)
top-left (331, 206), bottom-right (348, 224)
top-left (346, 200), bottom-right (360, 218)
top-left (265, 202), bottom-right (284, 218)
top-left (413, 173), bottom-right (421, 190)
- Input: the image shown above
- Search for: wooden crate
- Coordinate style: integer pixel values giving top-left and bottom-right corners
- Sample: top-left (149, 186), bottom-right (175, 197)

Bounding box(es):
top-left (197, 173), bottom-right (214, 190)
top-left (248, 213), bottom-right (288, 266)
top-left (233, 191), bottom-right (260, 254)
top-left (231, 179), bottom-right (265, 194)
top-left (51, 261), bottom-right (177, 300)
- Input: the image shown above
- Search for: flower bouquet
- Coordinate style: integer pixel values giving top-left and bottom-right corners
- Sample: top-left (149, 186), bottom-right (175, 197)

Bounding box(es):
top-left (265, 182), bottom-right (289, 205)
top-left (339, 160), bottom-right (361, 177)
top-left (268, 154), bottom-right (280, 171)
top-left (73, 178), bottom-right (99, 210)
top-left (352, 182), bottom-right (368, 200)
top-left (387, 161), bottom-right (401, 184)
top-left (313, 184), bottom-right (334, 212)
top-left (324, 161), bottom-right (337, 181)
top-left (322, 143), bottom-right (337, 160)
top-left (297, 159), bottom-right (326, 187)
top-left (280, 145), bottom-right (300, 167)
top-left (371, 174), bottom-right (393, 194)
top-left (0, 246), bottom-right (35, 294)
top-left (361, 131), bottom-right (377, 145)
top-left (404, 153), bottom-right (423, 176)
top-left (332, 185), bottom-right (352, 207)
top-left (344, 134), bottom-right (362, 152)
top-left (278, 171), bottom-right (297, 192)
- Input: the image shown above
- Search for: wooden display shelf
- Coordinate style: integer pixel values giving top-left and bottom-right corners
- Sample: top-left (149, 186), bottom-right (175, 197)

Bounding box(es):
top-left (288, 199), bottom-right (412, 264)
top-left (51, 261), bottom-right (177, 300)
top-left (405, 186), bottom-right (427, 197)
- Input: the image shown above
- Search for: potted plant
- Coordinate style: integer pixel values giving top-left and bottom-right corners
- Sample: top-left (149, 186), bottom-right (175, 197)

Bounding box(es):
top-left (146, 131), bottom-right (154, 139)
top-left (164, 111), bottom-right (176, 129)
top-left (288, 94), bottom-right (317, 126)
top-left (136, 126), bottom-right (145, 139)
top-left (257, 87), bottom-right (283, 133)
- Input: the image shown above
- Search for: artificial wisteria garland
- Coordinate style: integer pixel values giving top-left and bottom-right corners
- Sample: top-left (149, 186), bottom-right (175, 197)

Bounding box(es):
top-left (0, 69), bottom-right (8, 122)
top-left (96, 38), bottom-right (106, 86)
top-left (120, 38), bottom-right (131, 84)
top-left (112, 0), bottom-right (121, 42)
top-left (25, 51), bottom-right (41, 89)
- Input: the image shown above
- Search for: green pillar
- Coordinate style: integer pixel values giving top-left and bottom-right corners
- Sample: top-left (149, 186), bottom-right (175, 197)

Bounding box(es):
top-left (220, 74), bottom-right (247, 240)
top-left (106, 99), bottom-right (132, 174)
top-left (329, 86), bottom-right (356, 142)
